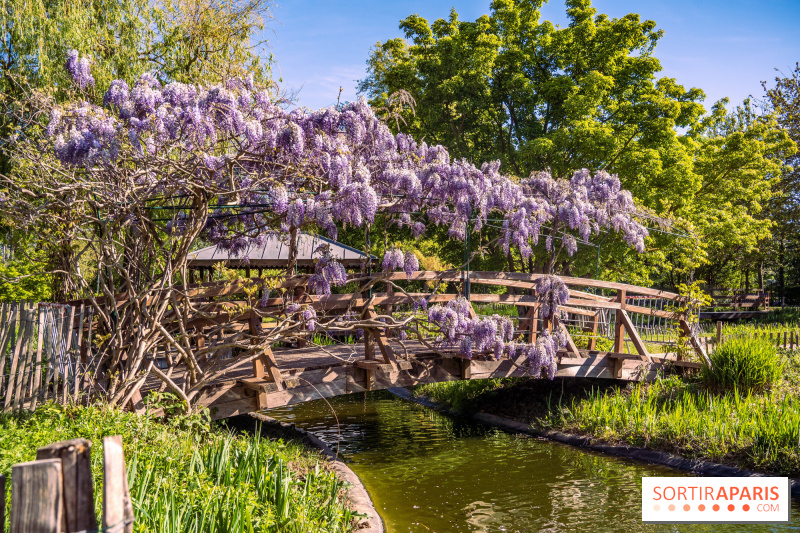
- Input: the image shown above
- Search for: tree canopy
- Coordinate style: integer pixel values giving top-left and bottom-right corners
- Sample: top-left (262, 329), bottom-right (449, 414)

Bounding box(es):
top-left (359, 0), bottom-right (793, 288)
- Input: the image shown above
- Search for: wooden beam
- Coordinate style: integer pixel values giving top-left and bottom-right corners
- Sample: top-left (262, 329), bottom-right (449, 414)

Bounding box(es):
top-left (617, 309), bottom-right (652, 362)
top-left (559, 321), bottom-right (582, 358)
top-left (381, 271), bottom-right (681, 300)
top-left (679, 319), bottom-right (712, 367)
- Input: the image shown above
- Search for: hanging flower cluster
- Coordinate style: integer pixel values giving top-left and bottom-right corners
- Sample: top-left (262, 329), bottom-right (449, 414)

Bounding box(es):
top-left (308, 244), bottom-right (348, 297)
top-left (382, 247), bottom-right (419, 279)
top-left (508, 328), bottom-right (568, 379)
top-left (426, 298), bottom-right (515, 360)
top-left (535, 275), bottom-right (571, 318)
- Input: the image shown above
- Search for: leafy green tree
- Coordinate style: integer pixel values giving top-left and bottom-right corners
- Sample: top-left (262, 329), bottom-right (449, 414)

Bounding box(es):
top-left (359, 0), bottom-right (793, 288)
top-left (763, 64), bottom-right (800, 295)
top-left (0, 0), bottom-right (275, 301)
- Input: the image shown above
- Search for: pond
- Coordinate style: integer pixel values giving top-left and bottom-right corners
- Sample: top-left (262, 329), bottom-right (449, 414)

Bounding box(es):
top-left (266, 390), bottom-right (800, 532)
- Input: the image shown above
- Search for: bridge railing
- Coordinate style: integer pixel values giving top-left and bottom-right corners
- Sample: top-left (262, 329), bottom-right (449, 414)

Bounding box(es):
top-left (1, 271), bottom-right (707, 413)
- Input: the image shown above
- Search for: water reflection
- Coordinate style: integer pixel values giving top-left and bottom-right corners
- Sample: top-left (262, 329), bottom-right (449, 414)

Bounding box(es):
top-left (266, 391), bottom-right (800, 533)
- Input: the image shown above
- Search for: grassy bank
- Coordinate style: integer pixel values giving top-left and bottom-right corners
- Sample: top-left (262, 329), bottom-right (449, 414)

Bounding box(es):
top-left (416, 347), bottom-right (800, 477)
top-left (0, 403), bottom-right (358, 532)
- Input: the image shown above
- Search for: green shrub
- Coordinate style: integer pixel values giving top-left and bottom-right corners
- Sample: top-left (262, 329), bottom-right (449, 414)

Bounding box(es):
top-left (702, 337), bottom-right (784, 392)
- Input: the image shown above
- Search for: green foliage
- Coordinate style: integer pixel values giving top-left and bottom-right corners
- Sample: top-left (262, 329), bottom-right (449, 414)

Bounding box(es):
top-left (358, 0), bottom-right (794, 287)
top-left (0, 258), bottom-right (51, 301)
top-left (702, 337), bottom-right (784, 393)
top-left (0, 403), bottom-right (357, 532)
top-left (416, 379), bottom-right (515, 411)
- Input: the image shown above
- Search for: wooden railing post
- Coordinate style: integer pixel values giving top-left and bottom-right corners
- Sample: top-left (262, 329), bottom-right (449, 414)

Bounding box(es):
top-left (10, 458), bottom-right (63, 533)
top-left (36, 439), bottom-right (97, 533)
top-left (613, 290), bottom-right (626, 353)
top-left (587, 311), bottom-right (599, 350)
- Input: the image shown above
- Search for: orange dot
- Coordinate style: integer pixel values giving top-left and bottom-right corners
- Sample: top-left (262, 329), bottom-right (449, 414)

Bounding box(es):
top-left (743, 504), bottom-right (750, 512)
top-left (728, 504), bottom-right (735, 512)
top-left (683, 504), bottom-right (691, 511)
top-left (668, 504), bottom-right (676, 511)
top-left (653, 504), bottom-right (661, 511)
top-left (698, 504), bottom-right (706, 511)
top-left (713, 504), bottom-right (720, 511)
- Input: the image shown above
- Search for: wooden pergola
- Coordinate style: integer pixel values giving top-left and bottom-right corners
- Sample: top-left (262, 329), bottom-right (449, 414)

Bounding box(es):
top-left (187, 232), bottom-right (375, 282)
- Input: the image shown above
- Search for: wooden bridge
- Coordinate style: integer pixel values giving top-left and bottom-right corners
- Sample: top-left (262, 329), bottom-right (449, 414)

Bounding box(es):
top-left (0, 272), bottom-right (709, 419)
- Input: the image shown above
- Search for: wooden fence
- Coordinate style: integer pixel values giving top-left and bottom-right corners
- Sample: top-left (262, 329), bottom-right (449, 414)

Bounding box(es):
top-left (0, 302), bottom-right (99, 411)
top-left (699, 321), bottom-right (800, 354)
top-left (0, 435), bottom-right (133, 533)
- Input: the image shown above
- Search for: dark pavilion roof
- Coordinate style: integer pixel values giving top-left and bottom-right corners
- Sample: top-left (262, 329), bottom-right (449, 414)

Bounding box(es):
top-left (187, 233), bottom-right (374, 268)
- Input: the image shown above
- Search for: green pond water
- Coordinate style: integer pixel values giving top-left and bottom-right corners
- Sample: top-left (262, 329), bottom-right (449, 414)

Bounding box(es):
top-left (266, 390), bottom-right (800, 532)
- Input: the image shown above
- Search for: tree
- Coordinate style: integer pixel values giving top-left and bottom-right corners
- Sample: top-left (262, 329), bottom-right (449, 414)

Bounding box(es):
top-left (763, 64), bottom-right (800, 294)
top-left (358, 0), bottom-right (792, 288)
top-left (0, 0), bottom-right (275, 298)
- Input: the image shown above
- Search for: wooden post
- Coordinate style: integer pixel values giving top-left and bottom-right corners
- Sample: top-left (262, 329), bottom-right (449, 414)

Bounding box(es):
top-left (364, 329), bottom-right (376, 360)
top-left (460, 359), bottom-right (471, 380)
top-left (103, 436), bottom-right (134, 533)
top-left (785, 331), bottom-right (788, 349)
top-left (248, 315), bottom-right (284, 390)
top-left (10, 459), bottom-right (63, 533)
top-left (587, 311), bottom-right (599, 350)
top-left (716, 321), bottom-right (722, 346)
top-left (36, 438), bottom-right (97, 533)
top-left (613, 290), bottom-right (626, 354)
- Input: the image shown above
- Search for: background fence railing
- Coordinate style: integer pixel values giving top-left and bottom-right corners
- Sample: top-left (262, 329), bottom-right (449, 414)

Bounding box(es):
top-left (0, 302), bottom-right (99, 411)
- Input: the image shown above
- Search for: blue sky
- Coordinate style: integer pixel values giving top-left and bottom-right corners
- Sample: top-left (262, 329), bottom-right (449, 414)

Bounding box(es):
top-left (265, 0), bottom-right (800, 112)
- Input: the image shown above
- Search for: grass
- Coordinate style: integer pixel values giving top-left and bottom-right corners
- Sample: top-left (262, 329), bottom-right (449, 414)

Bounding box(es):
top-left (702, 337), bottom-right (784, 392)
top-left (550, 375), bottom-right (800, 475)
top-left (0, 403), bottom-right (359, 532)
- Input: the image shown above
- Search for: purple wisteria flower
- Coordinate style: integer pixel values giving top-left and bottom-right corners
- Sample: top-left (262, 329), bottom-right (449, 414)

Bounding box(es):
top-left (66, 50), bottom-right (94, 89)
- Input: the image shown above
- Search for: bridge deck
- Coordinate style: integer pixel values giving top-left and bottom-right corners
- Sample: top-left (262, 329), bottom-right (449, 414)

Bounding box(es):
top-left (137, 340), bottom-right (699, 420)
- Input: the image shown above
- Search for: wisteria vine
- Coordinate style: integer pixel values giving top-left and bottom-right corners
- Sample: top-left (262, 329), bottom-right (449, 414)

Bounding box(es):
top-left (10, 50), bottom-right (657, 384)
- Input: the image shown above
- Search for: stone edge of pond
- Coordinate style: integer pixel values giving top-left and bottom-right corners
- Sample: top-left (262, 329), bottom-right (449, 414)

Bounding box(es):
top-left (224, 412), bottom-right (385, 533)
top-left (386, 387), bottom-right (800, 498)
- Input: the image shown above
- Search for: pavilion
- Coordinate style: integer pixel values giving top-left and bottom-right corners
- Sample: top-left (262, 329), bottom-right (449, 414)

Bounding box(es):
top-left (187, 232), bottom-right (375, 282)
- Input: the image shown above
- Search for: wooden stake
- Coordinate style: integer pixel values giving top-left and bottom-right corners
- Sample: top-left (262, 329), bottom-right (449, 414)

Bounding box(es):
top-left (36, 439), bottom-right (97, 533)
top-left (73, 305), bottom-right (85, 402)
top-left (103, 436), bottom-right (134, 533)
top-left (4, 305), bottom-right (28, 412)
top-left (13, 310), bottom-right (34, 411)
top-left (10, 459), bottom-right (63, 533)
top-left (30, 306), bottom-right (46, 410)
top-left (716, 321), bottom-right (722, 345)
